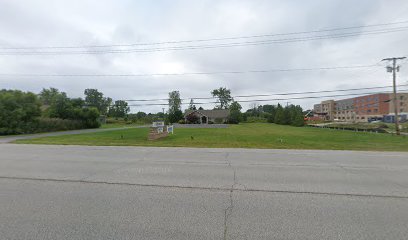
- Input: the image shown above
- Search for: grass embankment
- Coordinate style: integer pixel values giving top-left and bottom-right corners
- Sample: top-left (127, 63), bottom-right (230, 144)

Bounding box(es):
top-left (15, 123), bottom-right (408, 151)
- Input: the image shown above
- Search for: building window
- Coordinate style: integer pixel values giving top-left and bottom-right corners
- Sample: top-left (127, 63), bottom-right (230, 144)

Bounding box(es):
top-left (374, 109), bottom-right (378, 113)
top-left (400, 102), bottom-right (404, 106)
top-left (400, 96), bottom-right (404, 100)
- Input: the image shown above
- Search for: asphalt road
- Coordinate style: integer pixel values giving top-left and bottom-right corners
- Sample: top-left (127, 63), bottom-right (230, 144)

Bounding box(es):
top-left (1, 144), bottom-right (408, 239)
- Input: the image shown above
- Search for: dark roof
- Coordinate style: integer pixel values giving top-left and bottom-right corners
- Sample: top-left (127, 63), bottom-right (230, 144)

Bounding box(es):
top-left (184, 109), bottom-right (229, 118)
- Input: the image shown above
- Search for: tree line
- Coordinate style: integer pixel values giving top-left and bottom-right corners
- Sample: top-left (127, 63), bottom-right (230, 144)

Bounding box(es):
top-left (0, 88), bottom-right (130, 135)
top-left (166, 87), bottom-right (304, 126)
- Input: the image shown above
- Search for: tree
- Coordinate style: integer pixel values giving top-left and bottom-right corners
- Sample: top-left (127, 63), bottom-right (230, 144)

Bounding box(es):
top-left (168, 91), bottom-right (183, 122)
top-left (136, 111), bottom-right (147, 120)
top-left (198, 106), bottom-right (204, 110)
top-left (211, 87), bottom-right (233, 109)
top-left (290, 105), bottom-right (305, 127)
top-left (228, 101), bottom-right (242, 124)
top-left (0, 90), bottom-right (41, 134)
top-left (188, 99), bottom-right (196, 110)
top-left (168, 91), bottom-right (182, 113)
top-left (39, 88), bottom-right (66, 105)
top-left (84, 89), bottom-right (111, 115)
top-left (230, 101), bottom-right (242, 111)
top-left (108, 100), bottom-right (130, 118)
top-left (274, 104), bottom-right (285, 124)
top-left (186, 113), bottom-right (200, 124)
top-left (167, 109), bottom-right (183, 123)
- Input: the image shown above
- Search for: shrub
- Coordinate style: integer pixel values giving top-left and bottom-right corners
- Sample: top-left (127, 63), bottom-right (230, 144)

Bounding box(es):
top-left (178, 119), bottom-right (185, 124)
top-left (35, 118), bottom-right (85, 132)
top-left (186, 114), bottom-right (200, 124)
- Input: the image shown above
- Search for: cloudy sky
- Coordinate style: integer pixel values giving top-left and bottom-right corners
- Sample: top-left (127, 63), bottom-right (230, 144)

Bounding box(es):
top-left (1, 0), bottom-right (408, 113)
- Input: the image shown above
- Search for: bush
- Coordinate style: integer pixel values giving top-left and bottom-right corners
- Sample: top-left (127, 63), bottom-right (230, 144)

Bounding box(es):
top-left (244, 116), bottom-right (267, 123)
top-left (0, 90), bottom-right (41, 135)
top-left (178, 119), bottom-right (185, 124)
top-left (186, 114), bottom-right (200, 124)
top-left (228, 110), bottom-right (242, 124)
top-left (35, 118), bottom-right (85, 132)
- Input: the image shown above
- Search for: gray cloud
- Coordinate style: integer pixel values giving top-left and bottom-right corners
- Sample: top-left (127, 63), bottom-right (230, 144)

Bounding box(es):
top-left (1, 0), bottom-right (408, 113)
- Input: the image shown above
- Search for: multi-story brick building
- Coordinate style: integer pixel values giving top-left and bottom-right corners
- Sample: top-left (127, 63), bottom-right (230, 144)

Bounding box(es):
top-left (389, 93), bottom-right (408, 115)
top-left (335, 98), bottom-right (355, 121)
top-left (353, 93), bottom-right (389, 121)
top-left (313, 92), bottom-right (408, 122)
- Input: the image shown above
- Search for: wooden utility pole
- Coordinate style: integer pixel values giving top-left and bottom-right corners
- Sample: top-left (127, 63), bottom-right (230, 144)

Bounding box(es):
top-left (382, 57), bottom-right (406, 135)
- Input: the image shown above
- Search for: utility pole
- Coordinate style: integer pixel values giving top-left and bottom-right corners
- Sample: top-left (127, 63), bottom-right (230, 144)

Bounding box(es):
top-left (382, 57), bottom-right (406, 135)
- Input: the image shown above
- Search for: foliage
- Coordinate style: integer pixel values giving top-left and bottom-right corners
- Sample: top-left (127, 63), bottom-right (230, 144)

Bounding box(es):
top-left (211, 87), bottom-right (233, 109)
top-left (244, 116), bottom-right (268, 123)
top-left (108, 100), bottom-right (130, 118)
top-left (39, 87), bottom-right (66, 105)
top-left (167, 109), bottom-right (183, 123)
top-left (230, 101), bottom-right (242, 111)
top-left (84, 88), bottom-right (112, 115)
top-left (186, 113), bottom-right (200, 124)
top-left (227, 101), bottom-right (243, 124)
top-left (0, 90), bottom-right (41, 135)
top-left (35, 118), bottom-right (86, 132)
top-left (168, 91), bottom-right (182, 113)
top-left (228, 110), bottom-right (242, 124)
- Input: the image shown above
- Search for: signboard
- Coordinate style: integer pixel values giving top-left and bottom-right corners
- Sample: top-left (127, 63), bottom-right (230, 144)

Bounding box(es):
top-left (152, 121), bottom-right (164, 127)
top-left (167, 125), bottom-right (174, 134)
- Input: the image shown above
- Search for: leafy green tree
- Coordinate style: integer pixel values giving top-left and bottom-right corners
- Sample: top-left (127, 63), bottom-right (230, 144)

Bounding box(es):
top-left (108, 100), bottom-right (130, 118)
top-left (211, 87), bottom-right (233, 109)
top-left (274, 104), bottom-right (285, 124)
top-left (0, 90), bottom-right (41, 134)
top-left (84, 89), bottom-right (111, 115)
top-left (167, 109), bottom-right (183, 124)
top-left (228, 101), bottom-right (242, 124)
top-left (230, 101), bottom-right (242, 111)
top-left (168, 91), bottom-right (183, 122)
top-left (39, 88), bottom-right (66, 105)
top-left (290, 105), bottom-right (305, 127)
top-left (136, 111), bottom-right (147, 120)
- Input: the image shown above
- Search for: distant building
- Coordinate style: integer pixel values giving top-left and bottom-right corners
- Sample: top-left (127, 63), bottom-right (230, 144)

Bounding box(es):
top-left (313, 100), bottom-right (335, 121)
top-left (184, 109), bottom-right (229, 124)
top-left (353, 93), bottom-right (389, 122)
top-left (313, 92), bottom-right (408, 122)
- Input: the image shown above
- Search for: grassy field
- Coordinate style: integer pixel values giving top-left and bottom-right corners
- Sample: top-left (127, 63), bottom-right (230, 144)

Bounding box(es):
top-left (15, 123), bottom-right (408, 151)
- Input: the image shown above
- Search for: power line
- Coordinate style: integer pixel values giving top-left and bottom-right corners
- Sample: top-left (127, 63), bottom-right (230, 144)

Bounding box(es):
top-left (0, 63), bottom-right (380, 78)
top-left (1, 26), bottom-right (408, 55)
top-left (2, 20), bottom-right (408, 50)
top-left (123, 89), bottom-right (408, 107)
top-left (123, 84), bottom-right (408, 102)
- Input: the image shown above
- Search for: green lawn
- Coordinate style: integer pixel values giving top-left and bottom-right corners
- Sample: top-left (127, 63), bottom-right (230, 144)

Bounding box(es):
top-left (15, 123), bottom-right (408, 151)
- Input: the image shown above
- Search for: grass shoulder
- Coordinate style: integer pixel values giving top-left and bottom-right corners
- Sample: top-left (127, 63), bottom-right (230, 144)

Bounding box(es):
top-left (15, 123), bottom-right (408, 152)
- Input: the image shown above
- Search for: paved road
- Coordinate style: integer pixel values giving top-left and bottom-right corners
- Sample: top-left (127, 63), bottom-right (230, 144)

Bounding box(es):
top-left (0, 126), bottom-right (148, 143)
top-left (1, 144), bottom-right (408, 239)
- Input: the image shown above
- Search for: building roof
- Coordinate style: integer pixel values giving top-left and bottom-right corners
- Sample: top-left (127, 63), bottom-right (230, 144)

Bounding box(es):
top-left (184, 109), bottom-right (230, 118)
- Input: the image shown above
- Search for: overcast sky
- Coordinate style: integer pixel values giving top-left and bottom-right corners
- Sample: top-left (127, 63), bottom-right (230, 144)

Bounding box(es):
top-left (1, 0), bottom-right (408, 113)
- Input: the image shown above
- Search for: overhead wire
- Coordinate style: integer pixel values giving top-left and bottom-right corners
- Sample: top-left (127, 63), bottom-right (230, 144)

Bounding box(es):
top-left (1, 25), bottom-right (408, 55)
